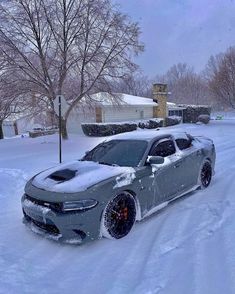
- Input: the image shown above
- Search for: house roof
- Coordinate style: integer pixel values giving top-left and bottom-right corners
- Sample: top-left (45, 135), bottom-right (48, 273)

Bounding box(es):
top-left (88, 92), bottom-right (157, 106)
top-left (88, 92), bottom-right (186, 110)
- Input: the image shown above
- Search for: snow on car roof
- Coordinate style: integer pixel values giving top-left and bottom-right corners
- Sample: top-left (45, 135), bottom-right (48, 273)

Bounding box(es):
top-left (107, 129), bottom-right (189, 142)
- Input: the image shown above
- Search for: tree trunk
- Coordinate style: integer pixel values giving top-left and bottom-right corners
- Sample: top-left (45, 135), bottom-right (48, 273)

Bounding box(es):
top-left (0, 121), bottom-right (4, 140)
top-left (61, 118), bottom-right (68, 140)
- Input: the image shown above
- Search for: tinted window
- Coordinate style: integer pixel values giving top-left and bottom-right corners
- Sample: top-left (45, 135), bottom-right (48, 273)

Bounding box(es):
top-left (82, 140), bottom-right (148, 167)
top-left (150, 139), bottom-right (176, 157)
top-left (176, 138), bottom-right (192, 150)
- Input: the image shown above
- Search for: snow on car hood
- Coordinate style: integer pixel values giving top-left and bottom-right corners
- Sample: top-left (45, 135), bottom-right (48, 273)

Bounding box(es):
top-left (32, 161), bottom-right (136, 193)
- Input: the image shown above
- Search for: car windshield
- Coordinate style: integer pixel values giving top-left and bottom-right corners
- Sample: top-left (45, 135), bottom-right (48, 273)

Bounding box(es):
top-left (82, 139), bottom-right (148, 167)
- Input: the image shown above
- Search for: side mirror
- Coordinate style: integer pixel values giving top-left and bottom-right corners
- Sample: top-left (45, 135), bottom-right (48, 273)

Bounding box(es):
top-left (85, 150), bottom-right (90, 155)
top-left (147, 156), bottom-right (164, 165)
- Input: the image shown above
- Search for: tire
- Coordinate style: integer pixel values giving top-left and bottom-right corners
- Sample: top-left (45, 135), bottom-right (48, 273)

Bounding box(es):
top-left (199, 159), bottom-right (212, 188)
top-left (101, 192), bottom-right (136, 239)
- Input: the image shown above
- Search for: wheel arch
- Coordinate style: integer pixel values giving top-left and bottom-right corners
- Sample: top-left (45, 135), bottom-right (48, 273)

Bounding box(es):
top-left (100, 190), bottom-right (138, 239)
top-left (198, 157), bottom-right (213, 188)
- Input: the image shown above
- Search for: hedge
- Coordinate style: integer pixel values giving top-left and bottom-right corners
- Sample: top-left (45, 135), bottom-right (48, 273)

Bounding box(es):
top-left (138, 118), bottom-right (164, 129)
top-left (82, 123), bottom-right (137, 136)
top-left (180, 105), bottom-right (211, 123)
top-left (165, 116), bottom-right (182, 127)
top-left (29, 130), bottom-right (57, 138)
top-left (81, 117), bottom-right (181, 137)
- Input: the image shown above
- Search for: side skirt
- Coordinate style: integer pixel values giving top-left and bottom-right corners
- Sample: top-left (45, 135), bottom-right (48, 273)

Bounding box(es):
top-left (140, 184), bottom-right (200, 220)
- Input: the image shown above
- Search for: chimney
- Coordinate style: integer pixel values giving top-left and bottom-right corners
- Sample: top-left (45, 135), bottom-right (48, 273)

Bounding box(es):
top-left (153, 83), bottom-right (168, 118)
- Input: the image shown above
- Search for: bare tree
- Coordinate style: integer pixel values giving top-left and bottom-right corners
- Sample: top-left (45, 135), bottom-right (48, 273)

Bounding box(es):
top-left (0, 0), bottom-right (143, 138)
top-left (206, 47), bottom-right (235, 109)
top-left (159, 63), bottom-right (210, 105)
top-left (166, 63), bottom-right (194, 84)
top-left (0, 67), bottom-right (21, 139)
top-left (109, 73), bottom-right (152, 98)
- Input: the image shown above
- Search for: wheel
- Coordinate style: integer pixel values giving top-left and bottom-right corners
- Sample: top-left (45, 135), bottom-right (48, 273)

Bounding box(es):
top-left (200, 160), bottom-right (212, 188)
top-left (101, 192), bottom-right (136, 239)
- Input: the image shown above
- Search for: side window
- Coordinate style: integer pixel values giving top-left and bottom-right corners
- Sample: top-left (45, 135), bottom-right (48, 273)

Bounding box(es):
top-left (150, 139), bottom-right (176, 157)
top-left (175, 138), bottom-right (192, 150)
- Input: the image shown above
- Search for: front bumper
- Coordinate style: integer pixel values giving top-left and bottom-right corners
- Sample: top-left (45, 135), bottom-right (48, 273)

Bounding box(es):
top-left (21, 194), bottom-right (102, 244)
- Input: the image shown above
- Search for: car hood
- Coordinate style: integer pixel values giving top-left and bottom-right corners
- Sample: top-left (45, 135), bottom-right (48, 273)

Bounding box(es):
top-left (32, 160), bottom-right (136, 193)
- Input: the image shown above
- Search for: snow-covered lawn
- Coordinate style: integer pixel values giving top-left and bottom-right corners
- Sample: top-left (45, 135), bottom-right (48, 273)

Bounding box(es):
top-left (0, 120), bottom-right (235, 294)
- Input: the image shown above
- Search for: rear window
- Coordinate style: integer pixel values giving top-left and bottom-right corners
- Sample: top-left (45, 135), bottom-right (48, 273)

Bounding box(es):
top-left (150, 139), bottom-right (176, 157)
top-left (175, 138), bottom-right (192, 150)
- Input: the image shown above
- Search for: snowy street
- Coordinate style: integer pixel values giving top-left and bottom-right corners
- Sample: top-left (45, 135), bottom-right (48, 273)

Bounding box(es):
top-left (0, 120), bottom-right (235, 294)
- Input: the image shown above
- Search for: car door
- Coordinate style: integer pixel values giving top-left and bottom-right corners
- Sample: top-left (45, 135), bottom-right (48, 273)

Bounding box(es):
top-left (147, 137), bottom-right (184, 209)
top-left (175, 136), bottom-right (201, 189)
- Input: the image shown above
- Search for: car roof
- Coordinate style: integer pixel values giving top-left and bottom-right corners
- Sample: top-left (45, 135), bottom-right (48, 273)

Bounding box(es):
top-left (108, 129), bottom-right (189, 142)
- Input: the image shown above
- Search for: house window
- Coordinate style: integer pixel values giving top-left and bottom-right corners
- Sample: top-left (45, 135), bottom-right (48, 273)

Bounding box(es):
top-left (169, 110), bottom-right (183, 117)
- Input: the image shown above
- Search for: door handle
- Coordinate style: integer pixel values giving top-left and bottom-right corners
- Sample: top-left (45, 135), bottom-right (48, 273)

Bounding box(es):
top-left (196, 150), bottom-right (202, 156)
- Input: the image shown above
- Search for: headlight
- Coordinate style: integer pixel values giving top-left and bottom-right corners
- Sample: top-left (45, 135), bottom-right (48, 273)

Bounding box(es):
top-left (62, 199), bottom-right (98, 211)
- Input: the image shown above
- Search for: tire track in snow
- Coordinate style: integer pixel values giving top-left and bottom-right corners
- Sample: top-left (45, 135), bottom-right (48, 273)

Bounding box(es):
top-left (189, 133), bottom-right (235, 294)
top-left (0, 234), bottom-right (68, 294)
top-left (156, 139), bottom-right (235, 294)
top-left (108, 195), bottom-right (205, 294)
top-left (132, 205), bottom-right (195, 294)
top-left (106, 167), bottom-right (234, 293)
top-left (131, 197), bottom-right (221, 293)
top-left (101, 212), bottom-right (172, 294)
top-left (145, 198), bottom-right (233, 294)
top-left (133, 164), bottom-right (235, 293)
top-left (191, 177), bottom-right (235, 294)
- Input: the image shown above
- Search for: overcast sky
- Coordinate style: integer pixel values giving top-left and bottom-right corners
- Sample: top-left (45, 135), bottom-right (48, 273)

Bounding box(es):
top-left (116, 0), bottom-right (235, 77)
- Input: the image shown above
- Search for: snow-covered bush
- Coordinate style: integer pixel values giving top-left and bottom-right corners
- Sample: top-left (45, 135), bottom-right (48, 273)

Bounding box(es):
top-left (82, 116), bottom-right (181, 137)
top-left (29, 130), bottom-right (57, 138)
top-left (165, 116), bottom-right (182, 127)
top-left (82, 123), bottom-right (137, 137)
top-left (197, 114), bottom-right (210, 124)
top-left (138, 118), bottom-right (164, 129)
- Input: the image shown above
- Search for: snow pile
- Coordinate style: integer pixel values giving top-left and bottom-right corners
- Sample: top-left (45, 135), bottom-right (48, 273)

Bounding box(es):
top-left (113, 169), bottom-right (136, 189)
top-left (22, 198), bottom-right (52, 225)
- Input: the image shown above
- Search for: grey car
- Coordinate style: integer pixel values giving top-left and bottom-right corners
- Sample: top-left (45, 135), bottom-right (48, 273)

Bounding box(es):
top-left (22, 130), bottom-right (216, 244)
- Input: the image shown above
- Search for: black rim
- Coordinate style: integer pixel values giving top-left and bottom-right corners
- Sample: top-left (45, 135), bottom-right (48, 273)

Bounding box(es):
top-left (201, 162), bottom-right (212, 187)
top-left (104, 194), bottom-right (136, 239)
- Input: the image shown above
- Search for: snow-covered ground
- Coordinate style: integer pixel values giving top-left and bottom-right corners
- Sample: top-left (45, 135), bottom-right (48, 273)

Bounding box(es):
top-left (0, 119), bottom-right (235, 294)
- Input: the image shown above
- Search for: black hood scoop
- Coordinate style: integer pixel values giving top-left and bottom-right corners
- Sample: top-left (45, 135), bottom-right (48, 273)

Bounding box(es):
top-left (48, 169), bottom-right (77, 182)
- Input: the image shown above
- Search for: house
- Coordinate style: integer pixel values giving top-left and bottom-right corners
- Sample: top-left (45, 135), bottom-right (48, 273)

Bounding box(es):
top-left (2, 111), bottom-right (50, 138)
top-left (3, 83), bottom-right (186, 137)
top-left (3, 113), bottom-right (34, 137)
top-left (67, 93), bottom-right (159, 134)
top-left (67, 84), bottom-right (185, 134)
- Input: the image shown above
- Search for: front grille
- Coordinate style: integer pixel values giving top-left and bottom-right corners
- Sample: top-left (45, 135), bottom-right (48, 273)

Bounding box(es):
top-left (24, 211), bottom-right (60, 235)
top-left (25, 194), bottom-right (62, 212)
top-left (32, 219), bottom-right (60, 235)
